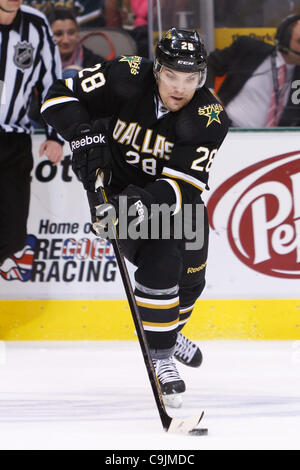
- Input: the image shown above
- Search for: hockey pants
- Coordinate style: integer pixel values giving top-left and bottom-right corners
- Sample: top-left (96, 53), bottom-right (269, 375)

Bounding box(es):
top-left (119, 204), bottom-right (209, 357)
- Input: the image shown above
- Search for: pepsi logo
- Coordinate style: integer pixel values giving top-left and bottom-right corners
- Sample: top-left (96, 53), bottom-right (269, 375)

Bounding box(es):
top-left (207, 151), bottom-right (300, 279)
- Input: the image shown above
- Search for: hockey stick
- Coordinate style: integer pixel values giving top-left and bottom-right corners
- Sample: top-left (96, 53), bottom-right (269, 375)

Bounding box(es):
top-left (94, 172), bottom-right (207, 435)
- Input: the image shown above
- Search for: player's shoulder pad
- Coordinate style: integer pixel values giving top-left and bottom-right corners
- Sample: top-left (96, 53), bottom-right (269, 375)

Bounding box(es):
top-left (107, 56), bottom-right (154, 99)
top-left (176, 86), bottom-right (230, 144)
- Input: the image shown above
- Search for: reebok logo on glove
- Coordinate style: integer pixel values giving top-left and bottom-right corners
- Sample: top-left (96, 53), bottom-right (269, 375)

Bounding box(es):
top-left (134, 200), bottom-right (145, 225)
top-left (70, 133), bottom-right (106, 152)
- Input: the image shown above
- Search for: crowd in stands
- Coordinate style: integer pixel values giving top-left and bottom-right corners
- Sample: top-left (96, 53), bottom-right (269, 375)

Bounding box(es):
top-left (24, 0), bottom-right (300, 129)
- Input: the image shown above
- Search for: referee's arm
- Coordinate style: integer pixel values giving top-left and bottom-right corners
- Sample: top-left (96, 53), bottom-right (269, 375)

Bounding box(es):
top-left (39, 22), bottom-right (64, 146)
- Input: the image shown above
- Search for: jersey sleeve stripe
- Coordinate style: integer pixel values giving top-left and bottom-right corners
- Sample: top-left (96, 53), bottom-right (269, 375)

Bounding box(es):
top-left (65, 78), bottom-right (74, 91)
top-left (41, 96), bottom-right (79, 113)
top-left (159, 178), bottom-right (182, 215)
top-left (161, 167), bottom-right (206, 191)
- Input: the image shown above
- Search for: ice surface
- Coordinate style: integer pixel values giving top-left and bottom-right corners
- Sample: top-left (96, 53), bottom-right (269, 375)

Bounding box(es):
top-left (0, 340), bottom-right (299, 450)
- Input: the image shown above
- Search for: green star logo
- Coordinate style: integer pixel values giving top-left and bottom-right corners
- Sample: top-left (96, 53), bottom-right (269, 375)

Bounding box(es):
top-left (119, 56), bottom-right (136, 64)
top-left (198, 104), bottom-right (223, 127)
top-left (119, 56), bottom-right (142, 75)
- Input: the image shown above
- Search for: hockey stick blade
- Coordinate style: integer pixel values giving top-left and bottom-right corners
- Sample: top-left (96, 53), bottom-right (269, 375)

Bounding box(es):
top-left (167, 411), bottom-right (207, 435)
top-left (94, 173), bottom-right (207, 436)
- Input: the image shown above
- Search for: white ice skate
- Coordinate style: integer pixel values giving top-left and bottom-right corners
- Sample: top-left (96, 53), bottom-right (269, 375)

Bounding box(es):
top-left (174, 332), bottom-right (203, 368)
top-left (153, 356), bottom-right (185, 408)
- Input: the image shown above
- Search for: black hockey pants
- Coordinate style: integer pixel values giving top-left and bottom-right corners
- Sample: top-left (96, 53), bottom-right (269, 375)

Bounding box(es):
top-left (119, 204), bottom-right (209, 356)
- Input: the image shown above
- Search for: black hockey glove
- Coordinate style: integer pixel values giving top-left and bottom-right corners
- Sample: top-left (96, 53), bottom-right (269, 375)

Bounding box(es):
top-left (70, 120), bottom-right (111, 192)
top-left (92, 185), bottom-right (155, 237)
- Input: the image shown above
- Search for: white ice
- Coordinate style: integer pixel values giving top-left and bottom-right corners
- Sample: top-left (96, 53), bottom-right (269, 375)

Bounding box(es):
top-left (0, 340), bottom-right (299, 450)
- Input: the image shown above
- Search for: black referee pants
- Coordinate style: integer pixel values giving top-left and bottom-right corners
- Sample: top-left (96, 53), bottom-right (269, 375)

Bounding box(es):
top-left (0, 134), bottom-right (33, 265)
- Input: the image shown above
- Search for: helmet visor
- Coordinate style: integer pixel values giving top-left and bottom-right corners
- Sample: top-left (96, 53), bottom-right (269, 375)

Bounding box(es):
top-left (157, 65), bottom-right (207, 90)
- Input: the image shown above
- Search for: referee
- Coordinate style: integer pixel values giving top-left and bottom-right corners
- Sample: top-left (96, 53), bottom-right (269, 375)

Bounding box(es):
top-left (0, 0), bottom-right (63, 266)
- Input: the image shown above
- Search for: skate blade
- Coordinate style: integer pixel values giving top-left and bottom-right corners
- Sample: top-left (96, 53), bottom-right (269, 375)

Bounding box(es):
top-left (163, 393), bottom-right (183, 409)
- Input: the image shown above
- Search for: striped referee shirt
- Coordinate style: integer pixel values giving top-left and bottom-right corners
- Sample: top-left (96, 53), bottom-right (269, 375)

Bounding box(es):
top-left (0, 5), bottom-right (62, 140)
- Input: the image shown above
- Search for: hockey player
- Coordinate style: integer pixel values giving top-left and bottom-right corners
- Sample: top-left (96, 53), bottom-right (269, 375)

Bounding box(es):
top-left (41, 28), bottom-right (229, 408)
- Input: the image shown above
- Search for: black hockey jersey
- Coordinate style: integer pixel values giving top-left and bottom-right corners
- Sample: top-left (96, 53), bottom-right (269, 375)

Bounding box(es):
top-left (41, 56), bottom-right (229, 209)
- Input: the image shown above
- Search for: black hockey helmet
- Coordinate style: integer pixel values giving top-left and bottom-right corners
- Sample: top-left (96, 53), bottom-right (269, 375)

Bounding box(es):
top-left (154, 28), bottom-right (207, 87)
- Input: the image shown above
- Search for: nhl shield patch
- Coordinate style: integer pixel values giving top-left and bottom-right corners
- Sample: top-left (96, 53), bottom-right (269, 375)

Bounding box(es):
top-left (13, 41), bottom-right (34, 70)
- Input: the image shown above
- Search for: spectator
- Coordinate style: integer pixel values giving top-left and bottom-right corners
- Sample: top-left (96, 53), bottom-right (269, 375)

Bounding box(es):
top-left (214, 0), bottom-right (263, 27)
top-left (207, 15), bottom-right (300, 128)
top-left (105, 0), bottom-right (122, 27)
top-left (0, 0), bottom-right (63, 268)
top-left (130, 0), bottom-right (148, 57)
top-left (23, 1), bottom-right (107, 27)
top-left (47, 6), bottom-right (104, 78)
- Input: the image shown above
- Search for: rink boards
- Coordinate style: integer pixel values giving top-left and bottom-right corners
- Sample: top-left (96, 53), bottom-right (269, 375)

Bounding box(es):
top-left (0, 129), bottom-right (299, 340)
top-left (0, 298), bottom-right (299, 340)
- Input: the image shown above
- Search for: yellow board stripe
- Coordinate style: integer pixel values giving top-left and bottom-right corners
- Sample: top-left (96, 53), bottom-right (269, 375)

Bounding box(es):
top-left (0, 299), bottom-right (299, 340)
